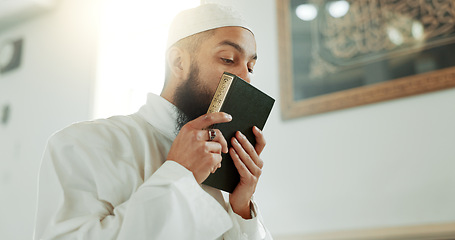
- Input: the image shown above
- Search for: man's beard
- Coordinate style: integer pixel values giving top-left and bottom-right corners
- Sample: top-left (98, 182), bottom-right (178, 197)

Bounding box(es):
top-left (173, 62), bottom-right (213, 131)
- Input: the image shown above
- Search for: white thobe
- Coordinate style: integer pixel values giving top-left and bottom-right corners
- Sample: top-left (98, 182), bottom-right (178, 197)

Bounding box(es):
top-left (34, 93), bottom-right (272, 240)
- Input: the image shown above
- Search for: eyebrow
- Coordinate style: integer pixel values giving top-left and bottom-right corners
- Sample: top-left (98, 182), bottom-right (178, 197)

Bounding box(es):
top-left (218, 40), bottom-right (258, 60)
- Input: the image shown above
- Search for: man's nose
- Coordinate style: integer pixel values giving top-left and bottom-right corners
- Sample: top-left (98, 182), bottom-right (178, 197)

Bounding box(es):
top-left (234, 66), bottom-right (251, 83)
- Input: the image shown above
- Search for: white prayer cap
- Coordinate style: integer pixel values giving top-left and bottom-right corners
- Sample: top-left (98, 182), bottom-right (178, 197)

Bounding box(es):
top-left (166, 3), bottom-right (253, 49)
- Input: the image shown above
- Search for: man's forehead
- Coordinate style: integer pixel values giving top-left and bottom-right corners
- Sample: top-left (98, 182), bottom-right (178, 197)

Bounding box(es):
top-left (212, 27), bottom-right (257, 58)
top-left (216, 40), bottom-right (257, 60)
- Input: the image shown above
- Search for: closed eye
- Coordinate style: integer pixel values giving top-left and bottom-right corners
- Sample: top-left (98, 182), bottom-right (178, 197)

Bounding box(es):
top-left (221, 58), bottom-right (234, 64)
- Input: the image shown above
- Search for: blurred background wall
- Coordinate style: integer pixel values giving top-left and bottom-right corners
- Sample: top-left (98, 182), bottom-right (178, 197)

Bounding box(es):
top-left (0, 0), bottom-right (98, 238)
top-left (0, 0), bottom-right (454, 239)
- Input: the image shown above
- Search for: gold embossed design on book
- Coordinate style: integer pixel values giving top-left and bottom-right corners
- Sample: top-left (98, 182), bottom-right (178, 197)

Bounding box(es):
top-left (207, 73), bottom-right (234, 113)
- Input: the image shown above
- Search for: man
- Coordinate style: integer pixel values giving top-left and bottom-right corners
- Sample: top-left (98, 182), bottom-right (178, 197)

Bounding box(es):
top-left (34, 3), bottom-right (272, 240)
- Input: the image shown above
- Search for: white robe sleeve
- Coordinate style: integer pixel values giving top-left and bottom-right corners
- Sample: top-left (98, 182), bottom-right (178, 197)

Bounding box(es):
top-left (35, 130), bottom-right (233, 240)
top-left (117, 161), bottom-right (233, 240)
top-left (224, 199), bottom-right (273, 240)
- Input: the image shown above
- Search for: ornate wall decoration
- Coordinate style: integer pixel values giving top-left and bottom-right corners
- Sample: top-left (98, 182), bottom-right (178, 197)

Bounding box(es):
top-left (278, 0), bottom-right (455, 119)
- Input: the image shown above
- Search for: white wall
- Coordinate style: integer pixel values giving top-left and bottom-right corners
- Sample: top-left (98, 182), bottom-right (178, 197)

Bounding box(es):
top-left (0, 0), bottom-right (99, 239)
top-left (208, 0), bottom-right (455, 238)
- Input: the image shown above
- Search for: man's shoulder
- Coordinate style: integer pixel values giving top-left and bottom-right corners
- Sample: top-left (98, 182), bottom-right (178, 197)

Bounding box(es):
top-left (48, 114), bottom-right (148, 148)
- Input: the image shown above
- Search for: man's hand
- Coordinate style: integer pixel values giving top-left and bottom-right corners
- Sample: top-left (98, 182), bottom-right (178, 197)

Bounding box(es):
top-left (229, 126), bottom-right (266, 219)
top-left (167, 112), bottom-right (232, 184)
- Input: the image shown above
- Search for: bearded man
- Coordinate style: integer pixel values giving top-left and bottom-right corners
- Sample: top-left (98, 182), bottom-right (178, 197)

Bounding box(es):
top-left (34, 3), bottom-right (273, 240)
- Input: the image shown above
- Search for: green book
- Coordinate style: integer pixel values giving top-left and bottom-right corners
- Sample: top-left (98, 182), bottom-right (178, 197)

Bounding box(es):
top-left (203, 72), bottom-right (275, 193)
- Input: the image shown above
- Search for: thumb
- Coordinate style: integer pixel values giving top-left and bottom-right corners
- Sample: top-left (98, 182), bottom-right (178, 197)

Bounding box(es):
top-left (186, 112), bottom-right (232, 130)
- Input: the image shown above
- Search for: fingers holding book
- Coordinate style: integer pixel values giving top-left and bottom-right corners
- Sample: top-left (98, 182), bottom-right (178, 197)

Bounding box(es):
top-left (187, 112), bottom-right (232, 130)
top-left (253, 126), bottom-right (266, 156)
top-left (206, 129), bottom-right (228, 154)
top-left (166, 112), bottom-right (231, 183)
top-left (229, 129), bottom-right (266, 219)
top-left (231, 130), bottom-right (264, 177)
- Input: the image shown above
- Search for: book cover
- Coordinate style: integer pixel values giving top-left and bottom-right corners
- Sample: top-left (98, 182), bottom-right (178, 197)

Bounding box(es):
top-left (202, 72), bottom-right (275, 193)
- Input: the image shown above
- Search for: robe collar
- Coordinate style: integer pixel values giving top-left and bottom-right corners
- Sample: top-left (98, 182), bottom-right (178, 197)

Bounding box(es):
top-left (137, 93), bottom-right (180, 140)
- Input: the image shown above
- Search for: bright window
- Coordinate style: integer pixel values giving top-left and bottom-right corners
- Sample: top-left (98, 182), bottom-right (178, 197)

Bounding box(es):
top-left (94, 0), bottom-right (199, 118)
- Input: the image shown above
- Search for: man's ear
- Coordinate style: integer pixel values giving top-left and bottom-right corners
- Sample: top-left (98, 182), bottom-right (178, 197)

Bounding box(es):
top-left (166, 46), bottom-right (190, 80)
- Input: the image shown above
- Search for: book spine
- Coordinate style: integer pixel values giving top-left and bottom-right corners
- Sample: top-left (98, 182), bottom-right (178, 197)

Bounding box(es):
top-left (207, 73), bottom-right (234, 113)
